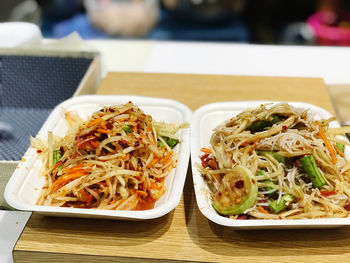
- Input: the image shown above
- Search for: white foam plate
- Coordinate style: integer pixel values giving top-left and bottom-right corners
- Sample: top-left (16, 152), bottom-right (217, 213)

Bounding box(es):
top-left (191, 101), bottom-right (350, 229)
top-left (5, 95), bottom-right (192, 220)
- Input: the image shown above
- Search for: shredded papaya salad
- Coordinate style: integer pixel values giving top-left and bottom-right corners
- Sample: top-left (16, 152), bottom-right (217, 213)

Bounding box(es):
top-left (31, 102), bottom-right (186, 210)
top-left (197, 103), bottom-right (350, 219)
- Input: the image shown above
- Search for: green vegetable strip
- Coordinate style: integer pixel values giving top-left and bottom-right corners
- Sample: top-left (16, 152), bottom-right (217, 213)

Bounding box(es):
top-left (247, 115), bottom-right (280, 132)
top-left (53, 150), bottom-right (61, 165)
top-left (258, 151), bottom-right (286, 164)
top-left (271, 115), bottom-right (281, 124)
top-left (301, 155), bottom-right (326, 188)
top-left (336, 142), bottom-right (345, 153)
top-left (164, 137), bottom-right (179, 148)
top-left (158, 136), bottom-right (179, 149)
top-left (269, 194), bottom-right (294, 213)
top-left (123, 125), bottom-right (133, 134)
top-left (257, 170), bottom-right (265, 176)
top-left (262, 179), bottom-right (277, 193)
top-left (48, 131), bottom-right (53, 168)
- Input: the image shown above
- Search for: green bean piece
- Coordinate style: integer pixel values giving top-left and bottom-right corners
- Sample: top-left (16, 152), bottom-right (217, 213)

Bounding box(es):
top-left (258, 151), bottom-right (286, 164)
top-left (271, 115), bottom-right (281, 124)
top-left (301, 155), bottom-right (326, 188)
top-left (269, 194), bottom-right (295, 213)
top-left (247, 115), bottom-right (280, 132)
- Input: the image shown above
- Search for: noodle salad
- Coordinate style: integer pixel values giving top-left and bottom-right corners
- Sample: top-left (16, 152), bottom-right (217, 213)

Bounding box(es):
top-left (31, 102), bottom-right (186, 210)
top-left (197, 103), bottom-right (350, 219)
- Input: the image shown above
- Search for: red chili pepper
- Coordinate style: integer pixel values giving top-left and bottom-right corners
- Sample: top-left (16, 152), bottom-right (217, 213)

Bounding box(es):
top-left (200, 154), bottom-right (209, 167)
top-left (237, 214), bottom-right (248, 220)
top-left (207, 159), bottom-right (219, 170)
top-left (200, 153), bottom-right (209, 160)
top-left (235, 180), bottom-right (244, 189)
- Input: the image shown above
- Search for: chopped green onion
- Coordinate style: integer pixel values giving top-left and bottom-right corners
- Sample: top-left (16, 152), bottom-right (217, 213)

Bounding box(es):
top-left (258, 151), bottom-right (286, 164)
top-left (53, 150), bottom-right (61, 165)
top-left (257, 170), bottom-right (265, 176)
top-left (269, 194), bottom-right (295, 213)
top-left (123, 125), bottom-right (133, 134)
top-left (301, 155), bottom-right (326, 188)
top-left (158, 136), bottom-right (179, 149)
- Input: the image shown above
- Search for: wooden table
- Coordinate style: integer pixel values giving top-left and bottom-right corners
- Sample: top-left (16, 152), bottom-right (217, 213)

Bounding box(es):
top-left (14, 73), bottom-right (350, 263)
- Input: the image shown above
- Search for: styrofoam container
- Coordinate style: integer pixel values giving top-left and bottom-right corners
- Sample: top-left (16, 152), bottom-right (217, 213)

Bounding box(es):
top-left (191, 101), bottom-right (350, 229)
top-left (5, 95), bottom-right (191, 220)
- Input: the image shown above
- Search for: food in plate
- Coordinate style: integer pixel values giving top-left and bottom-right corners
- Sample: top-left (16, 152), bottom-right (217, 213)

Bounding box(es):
top-left (197, 103), bottom-right (350, 219)
top-left (31, 102), bottom-right (186, 210)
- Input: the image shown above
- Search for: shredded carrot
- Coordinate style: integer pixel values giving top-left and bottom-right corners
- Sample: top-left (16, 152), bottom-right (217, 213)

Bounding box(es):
top-left (65, 164), bottom-right (84, 173)
top-left (53, 160), bottom-right (62, 169)
top-left (52, 170), bottom-right (90, 192)
top-left (136, 190), bottom-right (156, 210)
top-left (136, 190), bottom-right (148, 198)
top-left (155, 176), bottom-right (165, 183)
top-left (87, 117), bottom-right (103, 128)
top-left (161, 157), bottom-right (173, 166)
top-left (90, 140), bottom-right (99, 149)
top-left (258, 206), bottom-right (269, 214)
top-left (200, 148), bottom-right (212, 154)
top-left (97, 128), bottom-right (111, 134)
top-left (161, 151), bottom-right (173, 163)
top-left (149, 179), bottom-right (158, 189)
top-left (147, 157), bottom-right (158, 168)
top-left (213, 174), bottom-right (221, 181)
top-left (120, 139), bottom-right (129, 144)
top-left (316, 121), bottom-right (337, 164)
top-left (118, 118), bottom-right (128, 122)
top-left (240, 141), bottom-right (249, 146)
top-left (80, 189), bottom-right (94, 202)
top-left (320, 190), bottom-right (337, 197)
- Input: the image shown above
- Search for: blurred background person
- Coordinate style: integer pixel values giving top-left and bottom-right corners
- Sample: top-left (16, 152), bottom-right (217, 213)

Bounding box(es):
top-left (1, 0), bottom-right (350, 45)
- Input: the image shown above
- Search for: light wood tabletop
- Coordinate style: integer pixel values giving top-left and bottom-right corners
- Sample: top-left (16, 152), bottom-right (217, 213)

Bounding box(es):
top-left (14, 73), bottom-right (350, 263)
